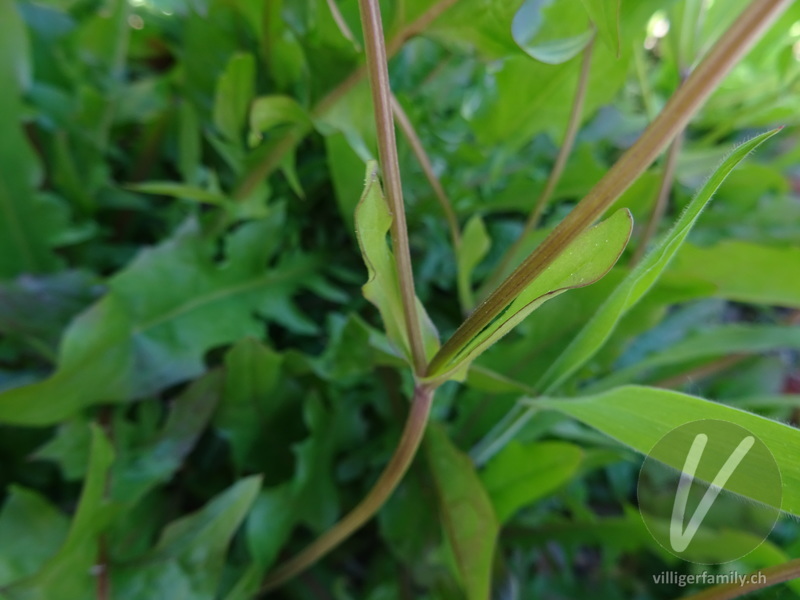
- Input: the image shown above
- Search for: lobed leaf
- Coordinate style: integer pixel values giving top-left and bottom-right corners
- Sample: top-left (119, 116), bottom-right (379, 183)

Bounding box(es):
top-left (0, 213), bottom-right (318, 426)
top-left (355, 162), bottom-right (440, 363)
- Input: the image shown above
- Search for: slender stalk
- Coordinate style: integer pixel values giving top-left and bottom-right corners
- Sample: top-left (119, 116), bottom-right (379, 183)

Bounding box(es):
top-left (631, 130), bottom-right (684, 265)
top-left (258, 385), bottom-right (435, 593)
top-left (359, 0), bottom-right (427, 375)
top-left (426, 0), bottom-right (793, 377)
top-left (676, 559), bottom-right (800, 600)
top-left (482, 36), bottom-right (596, 296)
top-left (322, 0), bottom-right (461, 256)
top-left (233, 0), bottom-right (461, 200)
top-left (391, 96), bottom-right (462, 251)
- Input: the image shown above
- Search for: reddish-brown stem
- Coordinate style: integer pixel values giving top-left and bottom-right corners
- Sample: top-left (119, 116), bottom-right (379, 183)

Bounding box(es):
top-left (359, 0), bottom-right (427, 374)
top-left (258, 385), bottom-right (435, 592)
top-left (676, 559), bottom-right (800, 600)
top-left (426, 0), bottom-right (793, 377)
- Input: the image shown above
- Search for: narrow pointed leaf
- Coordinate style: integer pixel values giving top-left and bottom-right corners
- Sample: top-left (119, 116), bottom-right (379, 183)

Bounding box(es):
top-left (537, 128), bottom-right (780, 393)
top-left (530, 385), bottom-right (800, 515)
top-left (590, 324), bottom-right (800, 392)
top-left (2, 426), bottom-right (115, 598)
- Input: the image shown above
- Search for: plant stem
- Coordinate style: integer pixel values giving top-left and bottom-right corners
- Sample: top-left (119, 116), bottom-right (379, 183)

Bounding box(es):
top-left (233, 0), bottom-right (460, 201)
top-left (631, 130), bottom-right (684, 265)
top-left (425, 0), bottom-right (792, 378)
top-left (322, 0), bottom-right (461, 260)
top-left (359, 0), bottom-right (427, 375)
top-left (391, 96), bottom-right (462, 252)
top-left (258, 385), bottom-right (435, 593)
top-left (676, 559), bottom-right (800, 600)
top-left (481, 36), bottom-right (595, 297)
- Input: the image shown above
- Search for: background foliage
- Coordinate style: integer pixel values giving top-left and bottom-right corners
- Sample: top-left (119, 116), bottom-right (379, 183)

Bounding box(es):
top-left (1, 0), bottom-right (800, 598)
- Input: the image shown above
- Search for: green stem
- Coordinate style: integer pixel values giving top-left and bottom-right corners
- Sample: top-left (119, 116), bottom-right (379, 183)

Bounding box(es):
top-left (425, 0), bottom-right (792, 378)
top-left (359, 0), bottom-right (427, 375)
top-left (258, 385), bottom-right (435, 593)
top-left (481, 36), bottom-right (595, 297)
top-left (677, 559), bottom-right (800, 600)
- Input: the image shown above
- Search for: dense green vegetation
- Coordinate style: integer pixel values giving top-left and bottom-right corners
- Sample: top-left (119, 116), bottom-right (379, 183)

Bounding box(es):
top-left (1, 0), bottom-right (800, 598)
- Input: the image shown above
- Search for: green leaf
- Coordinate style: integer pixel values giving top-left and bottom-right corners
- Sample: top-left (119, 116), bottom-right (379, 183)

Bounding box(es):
top-left (468, 0), bottom-right (662, 150)
top-left (0, 271), bottom-right (101, 355)
top-left (481, 440), bottom-right (583, 522)
top-left (457, 215), bottom-right (491, 312)
top-left (581, 0), bottom-right (621, 56)
top-left (0, 487), bottom-right (70, 587)
top-left (512, 0), bottom-right (594, 64)
top-left (355, 162), bottom-right (440, 363)
top-left (537, 128), bottom-right (780, 393)
top-left (217, 338), bottom-right (283, 470)
top-left (428, 0), bottom-right (526, 59)
top-left (531, 385), bottom-right (800, 514)
top-left (245, 485), bottom-right (295, 570)
top-left (0, 1), bottom-right (65, 279)
top-left (590, 324), bottom-right (800, 391)
top-left (213, 53), bottom-right (256, 143)
top-left (127, 182), bottom-right (230, 205)
top-left (249, 95), bottom-right (310, 137)
top-left (2, 425), bottom-right (115, 599)
top-left (0, 0), bottom-right (31, 92)
top-left (669, 240), bottom-right (800, 308)
top-left (32, 416), bottom-right (92, 480)
top-left (112, 476), bottom-right (262, 600)
top-left (425, 424), bottom-right (498, 600)
top-left (428, 208), bottom-right (632, 381)
top-left (112, 371), bottom-right (220, 505)
top-left (0, 215), bottom-right (317, 426)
